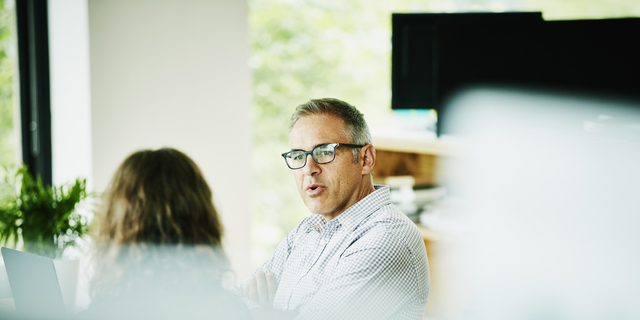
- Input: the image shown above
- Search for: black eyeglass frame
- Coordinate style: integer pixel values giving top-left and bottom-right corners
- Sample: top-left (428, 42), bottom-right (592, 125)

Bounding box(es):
top-left (281, 143), bottom-right (366, 170)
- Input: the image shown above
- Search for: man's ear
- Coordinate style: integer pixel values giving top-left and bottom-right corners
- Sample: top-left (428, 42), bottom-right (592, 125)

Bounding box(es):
top-left (361, 144), bottom-right (376, 175)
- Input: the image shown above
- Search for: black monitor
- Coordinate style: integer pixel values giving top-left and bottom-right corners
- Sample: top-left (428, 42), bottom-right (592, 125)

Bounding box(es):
top-left (392, 13), bottom-right (640, 136)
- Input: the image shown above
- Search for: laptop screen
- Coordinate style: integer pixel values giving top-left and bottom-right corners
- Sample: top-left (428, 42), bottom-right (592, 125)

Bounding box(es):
top-left (2, 247), bottom-right (67, 319)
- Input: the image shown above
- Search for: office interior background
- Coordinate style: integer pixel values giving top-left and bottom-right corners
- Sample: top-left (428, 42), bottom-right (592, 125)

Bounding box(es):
top-left (1, 0), bottom-right (639, 317)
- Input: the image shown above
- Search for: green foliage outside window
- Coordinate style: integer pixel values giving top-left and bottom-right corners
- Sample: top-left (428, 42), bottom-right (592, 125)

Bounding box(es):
top-left (0, 0), bottom-right (17, 173)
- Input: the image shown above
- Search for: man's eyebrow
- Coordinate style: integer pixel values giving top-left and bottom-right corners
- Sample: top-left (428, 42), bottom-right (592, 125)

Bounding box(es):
top-left (289, 142), bottom-right (331, 151)
top-left (313, 142), bottom-right (331, 149)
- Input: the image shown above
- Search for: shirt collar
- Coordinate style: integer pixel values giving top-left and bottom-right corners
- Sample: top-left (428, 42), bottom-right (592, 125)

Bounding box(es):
top-left (335, 185), bottom-right (391, 232)
top-left (305, 214), bottom-right (327, 233)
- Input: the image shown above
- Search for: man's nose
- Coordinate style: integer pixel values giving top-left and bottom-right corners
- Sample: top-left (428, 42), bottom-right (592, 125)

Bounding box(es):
top-left (302, 154), bottom-right (320, 176)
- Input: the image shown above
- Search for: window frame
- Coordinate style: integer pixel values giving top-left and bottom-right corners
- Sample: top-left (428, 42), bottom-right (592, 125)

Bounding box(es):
top-left (16, 0), bottom-right (52, 186)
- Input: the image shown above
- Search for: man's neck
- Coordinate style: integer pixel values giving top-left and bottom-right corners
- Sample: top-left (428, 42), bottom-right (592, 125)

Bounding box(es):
top-left (321, 183), bottom-right (376, 222)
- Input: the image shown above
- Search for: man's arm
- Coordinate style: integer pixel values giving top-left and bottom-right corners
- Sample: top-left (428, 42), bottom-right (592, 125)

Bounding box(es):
top-left (243, 271), bottom-right (299, 320)
top-left (243, 270), bottom-right (277, 308)
top-left (233, 227), bottom-right (293, 295)
top-left (233, 222), bottom-right (304, 307)
top-left (233, 228), bottom-right (303, 320)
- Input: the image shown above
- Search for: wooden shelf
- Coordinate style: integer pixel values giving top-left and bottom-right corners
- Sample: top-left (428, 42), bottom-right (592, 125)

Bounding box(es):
top-left (371, 128), bottom-right (462, 156)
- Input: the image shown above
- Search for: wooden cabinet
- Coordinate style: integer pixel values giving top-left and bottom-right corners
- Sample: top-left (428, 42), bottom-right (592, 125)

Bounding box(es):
top-left (371, 130), bottom-right (461, 187)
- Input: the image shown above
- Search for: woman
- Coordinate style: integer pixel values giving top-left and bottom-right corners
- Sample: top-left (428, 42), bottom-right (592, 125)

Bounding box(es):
top-left (84, 148), bottom-right (249, 320)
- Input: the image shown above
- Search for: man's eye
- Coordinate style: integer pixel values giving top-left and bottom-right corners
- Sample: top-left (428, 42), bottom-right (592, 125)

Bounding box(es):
top-left (292, 153), bottom-right (304, 161)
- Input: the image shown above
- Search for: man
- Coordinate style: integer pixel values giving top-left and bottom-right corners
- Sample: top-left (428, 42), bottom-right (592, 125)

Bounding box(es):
top-left (240, 98), bottom-right (430, 320)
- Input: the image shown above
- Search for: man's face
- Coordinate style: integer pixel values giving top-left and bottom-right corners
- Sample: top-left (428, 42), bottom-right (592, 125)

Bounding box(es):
top-left (289, 113), bottom-right (366, 220)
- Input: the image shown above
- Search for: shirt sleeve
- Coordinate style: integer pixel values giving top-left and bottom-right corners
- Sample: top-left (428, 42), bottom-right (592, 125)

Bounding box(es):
top-left (294, 229), bottom-right (424, 320)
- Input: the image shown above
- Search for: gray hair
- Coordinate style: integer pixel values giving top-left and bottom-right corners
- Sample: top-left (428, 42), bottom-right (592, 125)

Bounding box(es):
top-left (290, 98), bottom-right (372, 163)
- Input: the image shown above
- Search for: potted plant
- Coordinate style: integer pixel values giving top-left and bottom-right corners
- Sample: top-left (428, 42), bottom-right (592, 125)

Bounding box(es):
top-left (0, 164), bottom-right (92, 259)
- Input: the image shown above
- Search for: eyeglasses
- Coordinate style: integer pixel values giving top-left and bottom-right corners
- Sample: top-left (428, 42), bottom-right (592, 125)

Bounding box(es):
top-left (281, 143), bottom-right (365, 170)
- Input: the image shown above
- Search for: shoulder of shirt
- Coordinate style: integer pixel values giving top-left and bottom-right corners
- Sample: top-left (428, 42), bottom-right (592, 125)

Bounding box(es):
top-left (351, 202), bottom-right (424, 249)
top-left (339, 205), bottom-right (426, 271)
top-left (362, 204), bottom-right (422, 238)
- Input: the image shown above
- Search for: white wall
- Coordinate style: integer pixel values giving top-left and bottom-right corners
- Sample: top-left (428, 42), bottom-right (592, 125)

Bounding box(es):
top-left (88, 0), bottom-right (252, 278)
top-left (49, 0), bottom-right (93, 189)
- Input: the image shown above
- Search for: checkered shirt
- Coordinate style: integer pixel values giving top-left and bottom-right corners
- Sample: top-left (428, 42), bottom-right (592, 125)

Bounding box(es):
top-left (238, 185), bottom-right (430, 320)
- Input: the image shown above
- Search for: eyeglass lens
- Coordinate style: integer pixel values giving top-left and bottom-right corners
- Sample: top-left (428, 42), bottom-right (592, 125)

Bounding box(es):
top-left (285, 144), bottom-right (336, 169)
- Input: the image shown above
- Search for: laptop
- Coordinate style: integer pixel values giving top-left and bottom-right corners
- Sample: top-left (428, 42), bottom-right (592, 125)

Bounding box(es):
top-left (1, 247), bottom-right (67, 319)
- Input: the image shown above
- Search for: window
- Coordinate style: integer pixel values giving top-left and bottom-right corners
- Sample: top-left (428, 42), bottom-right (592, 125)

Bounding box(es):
top-left (0, 0), bottom-right (53, 185)
top-left (0, 0), bottom-right (18, 175)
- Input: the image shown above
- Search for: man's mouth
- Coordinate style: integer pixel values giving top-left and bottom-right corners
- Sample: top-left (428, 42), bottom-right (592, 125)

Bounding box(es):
top-left (306, 184), bottom-right (326, 196)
